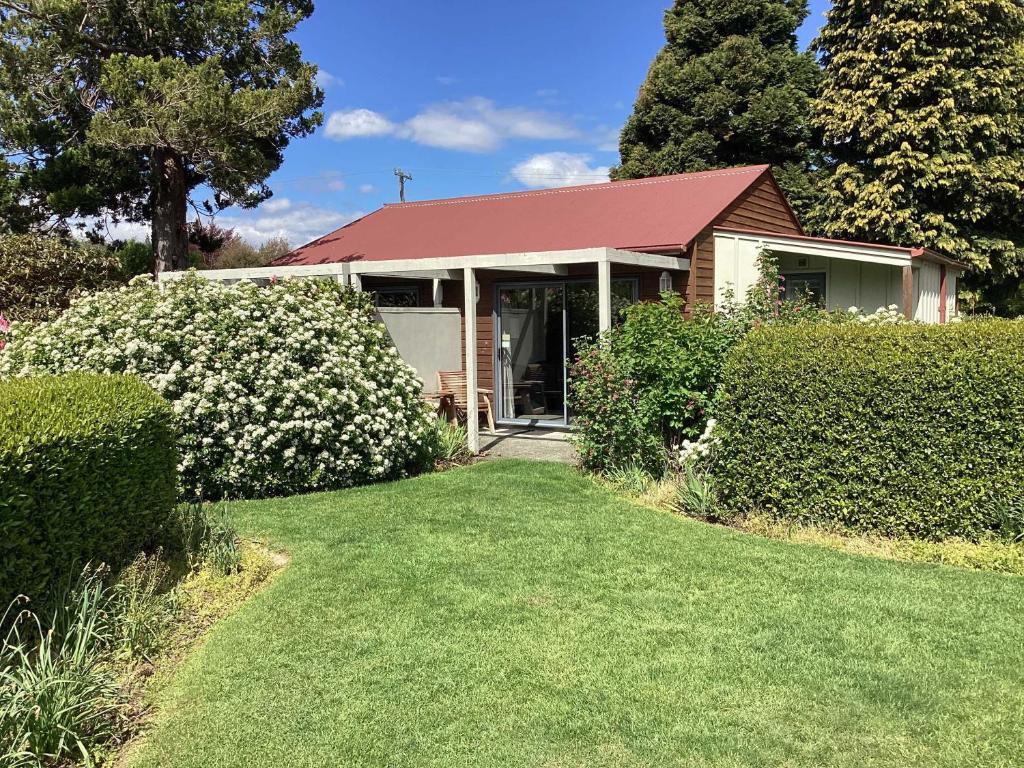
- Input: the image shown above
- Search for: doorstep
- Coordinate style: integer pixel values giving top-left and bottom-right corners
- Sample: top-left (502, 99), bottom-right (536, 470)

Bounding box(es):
top-left (479, 427), bottom-right (575, 464)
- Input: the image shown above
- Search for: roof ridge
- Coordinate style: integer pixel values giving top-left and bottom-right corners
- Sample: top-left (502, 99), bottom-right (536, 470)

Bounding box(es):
top-left (384, 165), bottom-right (768, 210)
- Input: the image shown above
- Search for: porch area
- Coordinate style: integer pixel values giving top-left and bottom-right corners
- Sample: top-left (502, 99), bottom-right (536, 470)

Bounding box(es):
top-left (160, 246), bottom-right (690, 453)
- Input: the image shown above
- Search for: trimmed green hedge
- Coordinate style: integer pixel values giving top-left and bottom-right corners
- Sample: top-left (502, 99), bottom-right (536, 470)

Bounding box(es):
top-left (0, 374), bottom-right (178, 601)
top-left (713, 321), bottom-right (1024, 539)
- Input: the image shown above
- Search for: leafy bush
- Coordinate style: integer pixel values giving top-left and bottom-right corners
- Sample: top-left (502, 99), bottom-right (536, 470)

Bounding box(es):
top-left (713, 321), bottom-right (1024, 539)
top-left (567, 337), bottom-right (666, 475)
top-left (0, 374), bottom-right (178, 603)
top-left (112, 240), bottom-right (154, 277)
top-left (0, 274), bottom-right (434, 500)
top-left (0, 234), bottom-right (125, 322)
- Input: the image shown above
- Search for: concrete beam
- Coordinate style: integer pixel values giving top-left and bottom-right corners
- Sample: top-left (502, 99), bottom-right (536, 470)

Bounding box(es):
top-left (598, 256), bottom-right (612, 333)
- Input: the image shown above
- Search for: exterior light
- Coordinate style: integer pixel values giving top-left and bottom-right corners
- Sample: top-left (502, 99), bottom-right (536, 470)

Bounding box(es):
top-left (659, 271), bottom-right (673, 293)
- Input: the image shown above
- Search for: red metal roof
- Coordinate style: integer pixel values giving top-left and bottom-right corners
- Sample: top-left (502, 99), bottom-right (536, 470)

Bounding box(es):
top-left (275, 165), bottom-right (773, 266)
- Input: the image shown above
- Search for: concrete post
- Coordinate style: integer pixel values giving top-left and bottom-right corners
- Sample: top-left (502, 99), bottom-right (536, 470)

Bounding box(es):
top-left (432, 278), bottom-right (444, 308)
top-left (463, 267), bottom-right (480, 454)
top-left (598, 255), bottom-right (612, 333)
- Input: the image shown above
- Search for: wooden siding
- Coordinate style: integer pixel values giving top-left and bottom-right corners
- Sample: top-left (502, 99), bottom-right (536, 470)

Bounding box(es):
top-left (692, 172), bottom-right (804, 312)
top-left (715, 174), bottom-right (803, 235)
top-left (686, 228), bottom-right (716, 314)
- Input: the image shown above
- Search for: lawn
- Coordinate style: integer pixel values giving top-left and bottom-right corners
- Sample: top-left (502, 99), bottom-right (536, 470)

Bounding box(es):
top-left (129, 461), bottom-right (1024, 768)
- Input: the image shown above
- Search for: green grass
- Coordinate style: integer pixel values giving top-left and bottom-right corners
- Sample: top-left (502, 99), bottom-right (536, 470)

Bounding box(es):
top-left (129, 461), bottom-right (1024, 768)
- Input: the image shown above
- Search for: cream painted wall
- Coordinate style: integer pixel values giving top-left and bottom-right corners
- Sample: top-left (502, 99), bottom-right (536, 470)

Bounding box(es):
top-left (714, 233), bottom-right (905, 314)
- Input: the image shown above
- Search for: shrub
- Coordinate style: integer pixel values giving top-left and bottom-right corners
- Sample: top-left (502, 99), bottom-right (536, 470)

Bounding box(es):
top-left (713, 321), bottom-right (1024, 539)
top-left (0, 234), bottom-right (125, 323)
top-left (0, 374), bottom-right (178, 603)
top-left (567, 336), bottom-right (665, 475)
top-left (568, 296), bottom-right (742, 475)
top-left (0, 274), bottom-right (434, 500)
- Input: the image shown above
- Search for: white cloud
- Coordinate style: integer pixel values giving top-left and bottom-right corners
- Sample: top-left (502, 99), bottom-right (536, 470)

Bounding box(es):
top-left (77, 201), bottom-right (362, 250)
top-left (74, 216), bottom-right (150, 243)
top-left (316, 69), bottom-right (343, 89)
top-left (510, 152), bottom-right (611, 189)
top-left (324, 108), bottom-right (396, 139)
top-left (403, 106), bottom-right (502, 152)
top-left (260, 197), bottom-right (292, 213)
top-left (216, 202), bottom-right (364, 247)
top-left (326, 179), bottom-right (346, 192)
top-left (358, 183), bottom-right (376, 194)
top-left (324, 97), bottom-right (578, 153)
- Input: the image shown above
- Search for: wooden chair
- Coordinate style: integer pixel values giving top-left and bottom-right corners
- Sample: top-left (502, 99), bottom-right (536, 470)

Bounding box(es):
top-left (437, 370), bottom-right (495, 433)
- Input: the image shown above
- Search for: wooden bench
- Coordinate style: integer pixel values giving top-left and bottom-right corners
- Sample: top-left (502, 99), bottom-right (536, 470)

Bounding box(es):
top-left (437, 370), bottom-right (495, 433)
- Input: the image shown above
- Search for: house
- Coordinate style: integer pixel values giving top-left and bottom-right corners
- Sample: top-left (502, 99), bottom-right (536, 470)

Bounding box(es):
top-left (162, 164), bottom-right (965, 451)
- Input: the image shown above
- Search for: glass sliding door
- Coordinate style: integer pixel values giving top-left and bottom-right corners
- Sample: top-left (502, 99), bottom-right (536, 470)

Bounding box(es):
top-left (497, 285), bottom-right (566, 423)
top-left (496, 278), bottom-right (637, 426)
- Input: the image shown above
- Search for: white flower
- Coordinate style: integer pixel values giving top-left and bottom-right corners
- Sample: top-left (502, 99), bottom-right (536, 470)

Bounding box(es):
top-left (0, 273), bottom-right (433, 498)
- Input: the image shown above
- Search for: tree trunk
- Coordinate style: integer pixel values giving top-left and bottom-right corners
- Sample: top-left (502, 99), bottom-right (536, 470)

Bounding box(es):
top-left (151, 147), bottom-right (189, 275)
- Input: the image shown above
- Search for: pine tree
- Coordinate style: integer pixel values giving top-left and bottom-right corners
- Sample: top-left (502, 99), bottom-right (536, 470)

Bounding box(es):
top-left (613, 0), bottom-right (821, 218)
top-left (0, 1), bottom-right (323, 273)
top-left (812, 0), bottom-right (1024, 292)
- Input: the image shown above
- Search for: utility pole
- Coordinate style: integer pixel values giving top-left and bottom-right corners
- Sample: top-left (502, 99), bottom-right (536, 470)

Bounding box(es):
top-left (394, 168), bottom-right (413, 203)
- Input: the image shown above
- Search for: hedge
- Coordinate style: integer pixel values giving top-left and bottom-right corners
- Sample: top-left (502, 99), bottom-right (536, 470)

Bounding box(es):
top-left (0, 233), bottom-right (125, 323)
top-left (712, 321), bottom-right (1024, 540)
top-left (0, 374), bottom-right (178, 602)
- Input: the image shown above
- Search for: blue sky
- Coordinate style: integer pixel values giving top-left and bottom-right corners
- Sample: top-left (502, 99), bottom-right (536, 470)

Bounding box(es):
top-left (197, 0), bottom-right (831, 246)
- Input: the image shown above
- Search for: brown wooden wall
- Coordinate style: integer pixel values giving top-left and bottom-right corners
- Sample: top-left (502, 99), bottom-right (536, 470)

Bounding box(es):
top-left (686, 171), bottom-right (804, 315)
top-left (715, 173), bottom-right (803, 235)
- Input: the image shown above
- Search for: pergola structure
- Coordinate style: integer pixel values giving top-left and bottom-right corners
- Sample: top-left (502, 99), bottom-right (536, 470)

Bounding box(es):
top-left (159, 246), bottom-right (690, 452)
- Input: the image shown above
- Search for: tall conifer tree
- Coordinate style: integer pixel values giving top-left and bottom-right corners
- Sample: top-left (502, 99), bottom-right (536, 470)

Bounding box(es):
top-left (614, 0), bottom-right (821, 219)
top-left (813, 0), bottom-right (1024, 301)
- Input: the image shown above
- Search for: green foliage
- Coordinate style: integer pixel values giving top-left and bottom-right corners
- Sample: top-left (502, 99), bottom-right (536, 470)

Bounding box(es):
top-left (113, 240), bottom-right (155, 278)
top-left (428, 421), bottom-right (472, 466)
top-left (169, 503), bottom-right (242, 577)
top-left (0, 233), bottom-right (125, 322)
top-left (713, 321), bottom-right (1024, 539)
top-left (0, 374), bottom-right (178, 603)
top-left (1, 569), bottom-right (124, 767)
top-left (613, 295), bottom-right (742, 441)
top-left (614, 0), bottom-right (821, 216)
top-left (567, 337), bottom-right (666, 476)
top-left (811, 0), bottom-right (1024, 286)
top-left (0, 1), bottom-right (323, 270)
top-left (673, 465), bottom-right (725, 523)
top-left (0, 275), bottom-right (434, 500)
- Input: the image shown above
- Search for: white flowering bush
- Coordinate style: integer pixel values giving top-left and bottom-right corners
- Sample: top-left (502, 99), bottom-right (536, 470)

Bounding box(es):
top-left (844, 304), bottom-right (912, 325)
top-left (0, 274), bottom-right (435, 499)
top-left (676, 417), bottom-right (719, 468)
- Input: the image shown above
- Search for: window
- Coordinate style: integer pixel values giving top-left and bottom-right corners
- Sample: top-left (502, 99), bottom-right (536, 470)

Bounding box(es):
top-left (782, 272), bottom-right (826, 306)
top-left (372, 286), bottom-right (419, 307)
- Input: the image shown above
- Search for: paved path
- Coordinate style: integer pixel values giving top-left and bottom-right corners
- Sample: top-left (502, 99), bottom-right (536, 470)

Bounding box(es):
top-left (479, 428), bottom-right (575, 463)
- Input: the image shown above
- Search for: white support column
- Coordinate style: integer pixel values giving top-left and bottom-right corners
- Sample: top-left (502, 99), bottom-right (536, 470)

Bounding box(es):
top-left (598, 255), bottom-right (613, 333)
top-left (432, 278), bottom-right (444, 308)
top-left (350, 272), bottom-right (362, 291)
top-left (340, 262), bottom-right (351, 287)
top-left (463, 267), bottom-right (480, 454)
